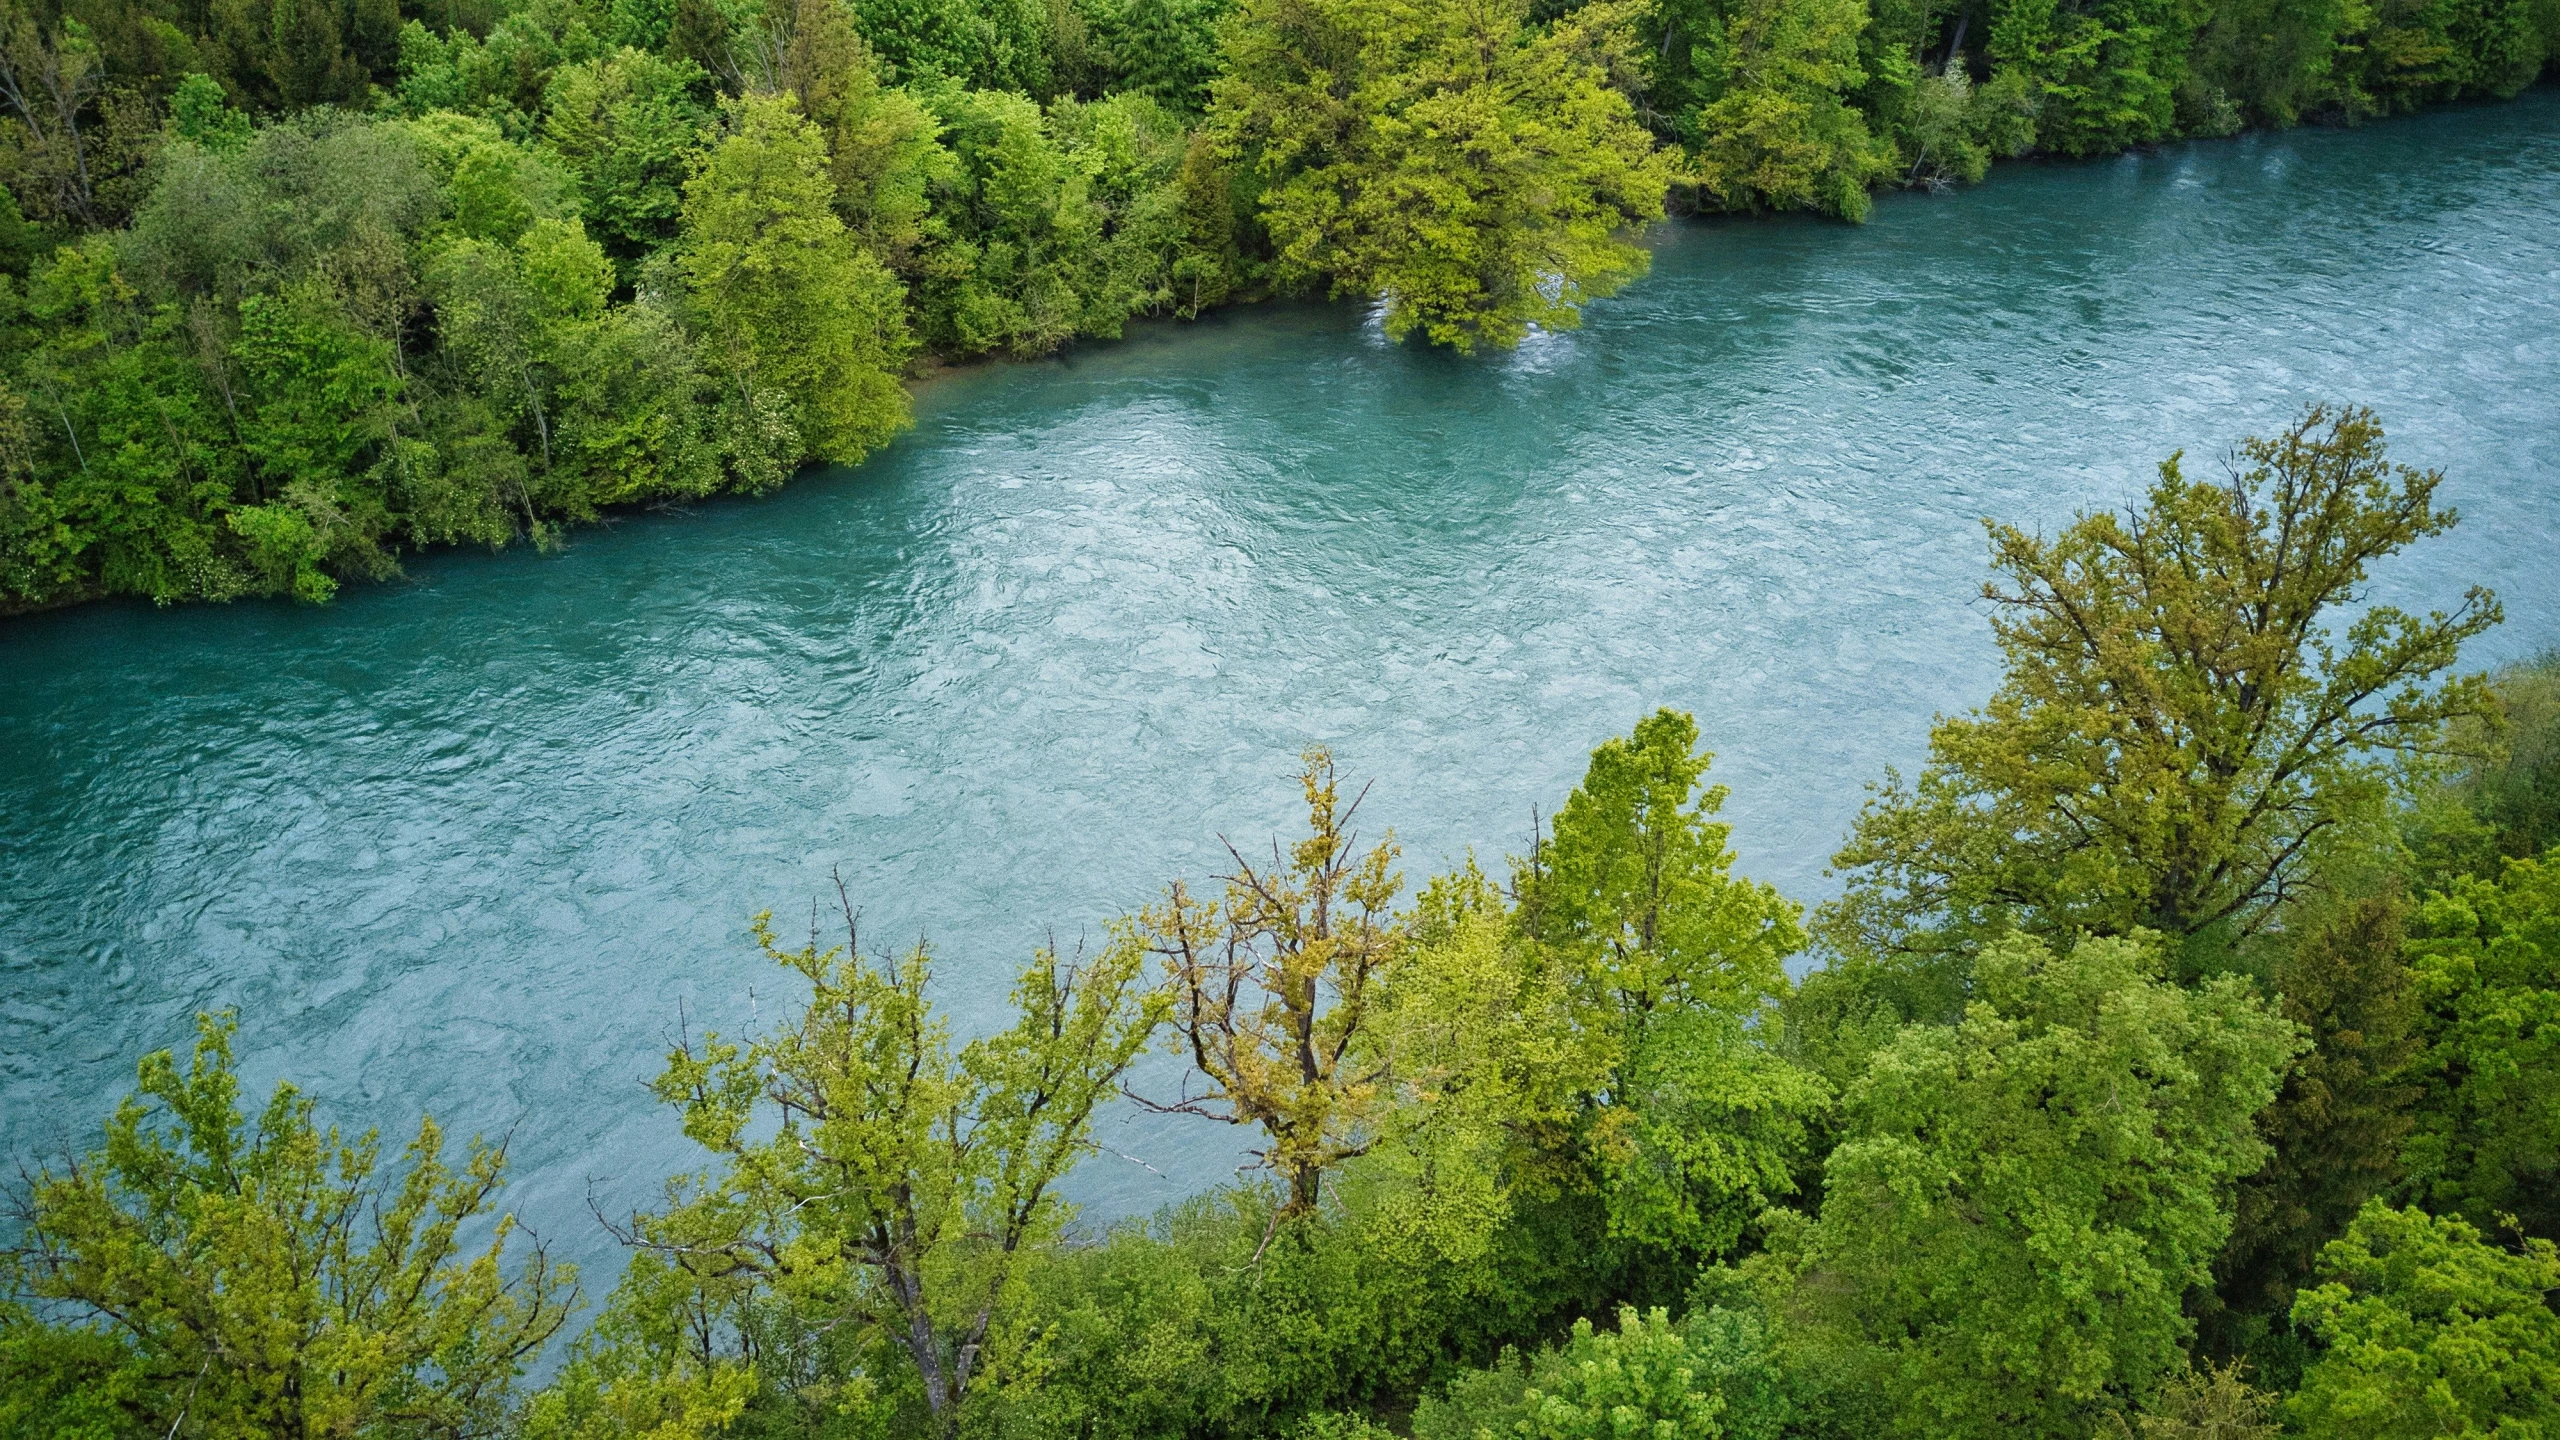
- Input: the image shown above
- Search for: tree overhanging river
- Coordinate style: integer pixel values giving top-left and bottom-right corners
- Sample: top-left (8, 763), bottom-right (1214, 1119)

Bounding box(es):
top-left (4, 90), bottom-right (2557, 1294)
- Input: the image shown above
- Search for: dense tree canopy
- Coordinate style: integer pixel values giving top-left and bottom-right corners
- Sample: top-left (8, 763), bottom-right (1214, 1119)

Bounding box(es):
top-left (0, 0), bottom-right (2546, 608)
top-left (1767, 932), bottom-right (2298, 1440)
top-left (1208, 0), bottom-right (1674, 350)
top-left (2288, 1202), bottom-right (2560, 1439)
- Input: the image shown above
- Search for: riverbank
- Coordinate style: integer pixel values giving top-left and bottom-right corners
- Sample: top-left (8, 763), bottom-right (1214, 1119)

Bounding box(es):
top-left (1, 30), bottom-right (2552, 619)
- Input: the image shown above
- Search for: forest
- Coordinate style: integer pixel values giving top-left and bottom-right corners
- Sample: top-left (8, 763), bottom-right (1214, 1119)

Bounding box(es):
top-left (0, 0), bottom-right (2553, 608)
top-left (5, 405), bottom-right (2558, 1438)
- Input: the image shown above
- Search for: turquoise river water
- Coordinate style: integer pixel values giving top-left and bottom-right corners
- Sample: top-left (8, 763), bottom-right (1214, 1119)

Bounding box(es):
top-left (5, 91), bottom-right (2558, 1288)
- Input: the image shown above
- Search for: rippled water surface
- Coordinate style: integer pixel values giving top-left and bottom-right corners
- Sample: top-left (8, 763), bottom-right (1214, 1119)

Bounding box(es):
top-left (6, 92), bottom-right (2558, 1283)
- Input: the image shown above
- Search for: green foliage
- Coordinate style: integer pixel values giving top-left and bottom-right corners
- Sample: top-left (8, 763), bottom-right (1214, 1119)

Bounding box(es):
top-left (2400, 854), bottom-right (2560, 1241)
top-left (1895, 64), bottom-right (2038, 186)
top-left (0, 0), bottom-right (2549, 610)
top-left (517, 1252), bottom-right (756, 1440)
top-left (1521, 708), bottom-right (1803, 1020)
top-left (1361, 862), bottom-right (1600, 1260)
top-left (1212, 0), bottom-right (1674, 351)
top-left (543, 47), bottom-right (713, 272)
top-left (2099, 1361), bottom-right (2282, 1440)
top-left (994, 1187), bottom-right (1598, 1439)
top-left (677, 93), bottom-right (913, 473)
top-left (2414, 652), bottom-right (2560, 881)
top-left (912, 83), bottom-right (1187, 356)
top-left (1985, 0), bottom-right (2207, 155)
top-left (1773, 932), bottom-right (2300, 1440)
top-left (1412, 1307), bottom-right (1727, 1440)
top-left (627, 899), bottom-right (1160, 1434)
top-left (0, 1303), bottom-right (153, 1440)
top-left (166, 73), bottom-right (248, 152)
top-left (2474, 655), bottom-right (2560, 862)
top-left (1096, 0), bottom-right (1231, 110)
top-left (0, 98), bottom-right (780, 608)
top-left (2288, 1201), bottom-right (2560, 1439)
top-left (0, 1013), bottom-right (577, 1439)
top-left (773, 0), bottom-right (941, 262)
top-left (1828, 407), bottom-right (2502, 965)
top-left (1599, 1007), bottom-right (1828, 1257)
top-left (851, 0), bottom-right (1055, 89)
top-left (393, 0), bottom-right (611, 126)
top-left (1136, 747), bottom-right (1406, 1217)
top-left (1680, 0), bottom-right (1895, 219)
top-left (1510, 709), bottom-right (1827, 1266)
top-left (2206, 890), bottom-right (2422, 1373)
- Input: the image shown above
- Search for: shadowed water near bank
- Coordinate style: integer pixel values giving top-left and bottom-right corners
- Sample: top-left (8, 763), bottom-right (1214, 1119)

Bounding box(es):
top-left (4, 90), bottom-right (2557, 1294)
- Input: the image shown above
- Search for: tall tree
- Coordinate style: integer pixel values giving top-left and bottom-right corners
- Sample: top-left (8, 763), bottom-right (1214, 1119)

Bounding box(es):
top-left (1673, 0), bottom-right (1896, 219)
top-left (2400, 853), bottom-right (2560, 1241)
top-left (2204, 889), bottom-right (2422, 1368)
top-left (2288, 1201), bottom-right (2560, 1440)
top-left (675, 92), bottom-right (912, 477)
top-left (541, 48), bottom-right (713, 275)
top-left (772, 0), bottom-right (941, 264)
top-left (1517, 708), bottom-right (1824, 1259)
top-left (1827, 405), bottom-right (2501, 964)
top-left (1210, 0), bottom-right (1675, 351)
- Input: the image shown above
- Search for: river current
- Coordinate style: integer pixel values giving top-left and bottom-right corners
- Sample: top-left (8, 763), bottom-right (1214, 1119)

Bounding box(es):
top-left (5, 91), bottom-right (2557, 1286)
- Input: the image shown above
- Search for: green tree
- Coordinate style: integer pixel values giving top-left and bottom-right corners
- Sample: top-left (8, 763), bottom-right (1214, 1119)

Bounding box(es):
top-left (541, 48), bottom-right (712, 274)
top-left (1358, 861), bottom-right (1599, 1261)
top-left (1679, 0), bottom-right (1895, 219)
top-left (676, 92), bottom-right (912, 474)
top-left (426, 215), bottom-right (708, 535)
top-left (2205, 890), bottom-right (2423, 1371)
top-left (1211, 0), bottom-right (1675, 351)
top-left (772, 0), bottom-right (942, 264)
top-left (0, 1012), bottom-right (576, 1439)
top-left (1099, 0), bottom-right (1229, 111)
top-left (2416, 652), bottom-right (2560, 879)
top-left (167, 73), bottom-right (250, 153)
top-left (229, 277), bottom-right (405, 592)
top-left (2288, 1201), bottom-right (2560, 1440)
top-left (2189, 0), bottom-right (2364, 126)
top-left (1522, 708), bottom-right (1803, 1020)
top-left (623, 896), bottom-right (1161, 1437)
top-left (546, 295), bottom-right (723, 508)
top-left (1827, 406), bottom-right (2502, 966)
top-left (1984, 0), bottom-right (2204, 154)
top-left (10, 232), bottom-right (247, 605)
top-left (1517, 708), bottom-right (1824, 1260)
top-left (2400, 854), bottom-right (2560, 1241)
top-left (1771, 932), bottom-right (2299, 1440)
top-left (2099, 1362), bottom-right (2282, 1440)
top-left (1412, 1307), bottom-right (1727, 1440)
top-left (516, 1251), bottom-right (753, 1440)
top-left (849, 0), bottom-right (1053, 90)
top-left (912, 83), bottom-right (1114, 357)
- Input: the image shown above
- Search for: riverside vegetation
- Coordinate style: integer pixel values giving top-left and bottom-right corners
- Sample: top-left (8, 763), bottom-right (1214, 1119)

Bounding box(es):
top-left (0, 0), bottom-right (2554, 609)
top-left (8, 404), bottom-right (2560, 1439)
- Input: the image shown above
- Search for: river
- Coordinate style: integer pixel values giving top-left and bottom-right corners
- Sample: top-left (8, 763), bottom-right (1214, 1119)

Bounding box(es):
top-left (4, 90), bottom-right (2556, 1288)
